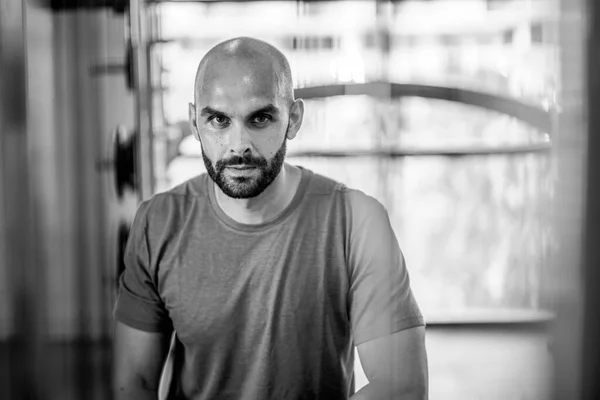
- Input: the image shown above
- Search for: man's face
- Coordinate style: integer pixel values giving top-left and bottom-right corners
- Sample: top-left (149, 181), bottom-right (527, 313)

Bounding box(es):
top-left (190, 56), bottom-right (302, 199)
top-left (200, 125), bottom-right (288, 199)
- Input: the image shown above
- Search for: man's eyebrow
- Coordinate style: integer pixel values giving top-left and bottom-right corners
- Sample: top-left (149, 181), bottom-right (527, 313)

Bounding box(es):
top-left (199, 104), bottom-right (280, 118)
top-left (249, 104), bottom-right (280, 116)
top-left (199, 106), bottom-right (226, 117)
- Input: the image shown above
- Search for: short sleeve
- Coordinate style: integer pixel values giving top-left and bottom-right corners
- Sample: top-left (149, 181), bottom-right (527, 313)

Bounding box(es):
top-left (346, 190), bottom-right (425, 345)
top-left (113, 201), bottom-right (173, 333)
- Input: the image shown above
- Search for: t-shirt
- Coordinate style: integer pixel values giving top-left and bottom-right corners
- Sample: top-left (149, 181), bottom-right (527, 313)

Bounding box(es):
top-left (114, 166), bottom-right (424, 400)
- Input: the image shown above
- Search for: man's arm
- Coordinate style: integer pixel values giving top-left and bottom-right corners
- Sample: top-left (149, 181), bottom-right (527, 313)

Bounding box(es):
top-left (351, 326), bottom-right (428, 400)
top-left (344, 189), bottom-right (427, 398)
top-left (113, 321), bottom-right (173, 399)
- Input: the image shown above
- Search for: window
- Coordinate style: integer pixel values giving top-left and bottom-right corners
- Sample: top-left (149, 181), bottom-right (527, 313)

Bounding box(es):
top-left (150, 0), bottom-right (558, 320)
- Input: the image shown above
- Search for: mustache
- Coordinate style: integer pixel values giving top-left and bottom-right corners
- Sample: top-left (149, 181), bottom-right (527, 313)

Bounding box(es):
top-left (216, 154), bottom-right (268, 170)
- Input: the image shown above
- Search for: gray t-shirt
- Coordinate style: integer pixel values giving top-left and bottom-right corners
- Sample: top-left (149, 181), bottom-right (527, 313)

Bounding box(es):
top-left (114, 166), bottom-right (424, 400)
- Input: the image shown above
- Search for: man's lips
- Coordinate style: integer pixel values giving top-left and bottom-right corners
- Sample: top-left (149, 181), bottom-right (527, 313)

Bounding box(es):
top-left (225, 165), bottom-right (260, 174)
top-left (227, 165), bottom-right (257, 170)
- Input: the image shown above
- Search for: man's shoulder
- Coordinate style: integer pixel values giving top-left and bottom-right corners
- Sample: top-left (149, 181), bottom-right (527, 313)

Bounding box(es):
top-left (335, 185), bottom-right (388, 225)
top-left (136, 174), bottom-right (209, 221)
top-left (300, 167), bottom-right (385, 217)
top-left (303, 168), bottom-right (348, 197)
top-left (344, 188), bottom-right (384, 214)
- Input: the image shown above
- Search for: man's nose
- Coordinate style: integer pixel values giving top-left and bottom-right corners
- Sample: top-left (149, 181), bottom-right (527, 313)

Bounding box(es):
top-left (228, 124), bottom-right (252, 155)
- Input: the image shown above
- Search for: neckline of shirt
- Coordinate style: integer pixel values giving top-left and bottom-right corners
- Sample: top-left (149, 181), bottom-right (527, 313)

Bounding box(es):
top-left (206, 165), bottom-right (313, 233)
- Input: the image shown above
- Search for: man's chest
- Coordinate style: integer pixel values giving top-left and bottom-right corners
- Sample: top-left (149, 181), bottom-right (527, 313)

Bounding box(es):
top-left (154, 225), bottom-right (349, 347)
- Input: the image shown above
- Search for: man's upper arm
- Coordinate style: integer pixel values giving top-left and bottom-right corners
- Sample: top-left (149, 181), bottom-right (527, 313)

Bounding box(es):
top-left (345, 189), bottom-right (425, 345)
top-left (356, 326), bottom-right (428, 397)
top-left (112, 200), bottom-right (175, 393)
top-left (113, 199), bottom-right (173, 332)
top-left (113, 321), bottom-right (173, 392)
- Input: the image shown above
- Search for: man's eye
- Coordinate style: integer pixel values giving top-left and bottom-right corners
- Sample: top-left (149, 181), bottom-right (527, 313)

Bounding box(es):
top-left (253, 114), bottom-right (271, 124)
top-left (210, 115), bottom-right (229, 126)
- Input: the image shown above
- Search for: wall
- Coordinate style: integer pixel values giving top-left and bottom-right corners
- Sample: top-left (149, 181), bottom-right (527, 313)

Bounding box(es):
top-left (549, 0), bottom-right (587, 398)
top-left (0, 1), bottom-right (138, 341)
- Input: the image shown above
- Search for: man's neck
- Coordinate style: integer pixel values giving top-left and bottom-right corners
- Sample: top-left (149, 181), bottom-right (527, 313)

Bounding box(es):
top-left (214, 163), bottom-right (301, 225)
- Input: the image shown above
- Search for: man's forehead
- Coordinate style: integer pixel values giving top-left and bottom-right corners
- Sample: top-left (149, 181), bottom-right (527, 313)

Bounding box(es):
top-left (197, 73), bottom-right (280, 101)
top-left (201, 74), bottom-right (278, 96)
top-left (196, 73), bottom-right (283, 112)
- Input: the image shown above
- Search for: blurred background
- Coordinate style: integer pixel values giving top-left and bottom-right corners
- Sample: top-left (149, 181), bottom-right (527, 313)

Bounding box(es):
top-left (0, 0), bottom-right (596, 399)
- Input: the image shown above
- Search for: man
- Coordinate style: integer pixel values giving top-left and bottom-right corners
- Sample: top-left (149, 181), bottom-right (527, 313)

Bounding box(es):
top-left (113, 37), bottom-right (428, 400)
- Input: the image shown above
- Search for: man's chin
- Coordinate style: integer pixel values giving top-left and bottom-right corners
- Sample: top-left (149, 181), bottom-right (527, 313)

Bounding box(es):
top-left (217, 176), bottom-right (266, 199)
top-left (219, 185), bottom-right (266, 199)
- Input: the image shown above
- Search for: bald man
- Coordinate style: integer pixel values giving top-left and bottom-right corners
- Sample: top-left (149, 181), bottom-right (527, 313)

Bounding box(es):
top-left (113, 37), bottom-right (428, 400)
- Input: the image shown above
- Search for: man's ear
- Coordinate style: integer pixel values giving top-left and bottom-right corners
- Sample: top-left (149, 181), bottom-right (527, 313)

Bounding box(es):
top-left (189, 102), bottom-right (200, 141)
top-left (286, 98), bottom-right (304, 141)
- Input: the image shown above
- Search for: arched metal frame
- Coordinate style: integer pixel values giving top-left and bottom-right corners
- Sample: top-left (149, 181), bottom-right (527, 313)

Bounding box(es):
top-left (295, 82), bottom-right (553, 134)
top-left (289, 82), bottom-right (553, 158)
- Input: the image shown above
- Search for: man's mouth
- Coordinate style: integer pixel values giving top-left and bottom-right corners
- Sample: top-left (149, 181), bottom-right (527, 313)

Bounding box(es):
top-left (227, 165), bottom-right (256, 170)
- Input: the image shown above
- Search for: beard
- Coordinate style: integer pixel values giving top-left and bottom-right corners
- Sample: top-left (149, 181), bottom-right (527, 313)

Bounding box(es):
top-left (202, 135), bottom-right (287, 199)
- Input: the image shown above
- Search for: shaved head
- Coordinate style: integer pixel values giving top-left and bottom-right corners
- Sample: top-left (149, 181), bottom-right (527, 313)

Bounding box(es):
top-left (193, 37), bottom-right (294, 109)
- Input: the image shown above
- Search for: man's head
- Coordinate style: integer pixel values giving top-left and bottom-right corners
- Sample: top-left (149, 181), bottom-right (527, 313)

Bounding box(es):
top-left (188, 37), bottom-right (304, 199)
